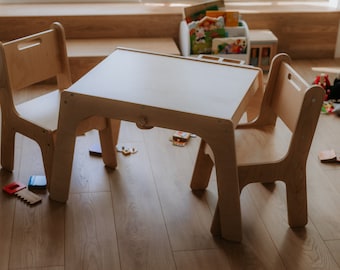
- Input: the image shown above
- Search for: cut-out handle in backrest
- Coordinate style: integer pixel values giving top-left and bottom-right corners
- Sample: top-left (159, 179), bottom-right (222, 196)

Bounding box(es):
top-left (272, 62), bottom-right (309, 132)
top-left (4, 29), bottom-right (61, 90)
top-left (17, 38), bottom-right (42, 50)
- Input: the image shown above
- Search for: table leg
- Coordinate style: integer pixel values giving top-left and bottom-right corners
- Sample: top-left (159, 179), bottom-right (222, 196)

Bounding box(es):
top-left (191, 122), bottom-right (242, 242)
top-left (212, 136), bottom-right (242, 241)
top-left (99, 119), bottom-right (121, 169)
top-left (48, 122), bottom-right (77, 202)
top-left (48, 94), bottom-right (83, 202)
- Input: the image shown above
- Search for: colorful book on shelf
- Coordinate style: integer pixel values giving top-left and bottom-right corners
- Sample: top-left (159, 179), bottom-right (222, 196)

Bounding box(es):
top-left (212, 37), bottom-right (247, 54)
top-left (184, 1), bottom-right (224, 23)
top-left (225, 11), bottom-right (239, 27)
top-left (205, 10), bottom-right (239, 27)
top-left (205, 10), bottom-right (226, 20)
top-left (188, 16), bottom-right (226, 55)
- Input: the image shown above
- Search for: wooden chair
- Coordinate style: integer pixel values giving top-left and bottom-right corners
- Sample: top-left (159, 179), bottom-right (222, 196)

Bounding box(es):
top-left (0, 22), bottom-right (120, 184)
top-left (190, 53), bottom-right (324, 229)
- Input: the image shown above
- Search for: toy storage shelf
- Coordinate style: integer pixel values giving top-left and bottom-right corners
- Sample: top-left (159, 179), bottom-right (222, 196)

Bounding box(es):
top-left (179, 19), bottom-right (250, 64)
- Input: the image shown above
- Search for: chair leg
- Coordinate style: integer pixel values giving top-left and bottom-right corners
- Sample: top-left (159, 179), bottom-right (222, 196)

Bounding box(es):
top-left (39, 135), bottom-right (55, 186)
top-left (286, 172), bottom-right (308, 227)
top-left (99, 118), bottom-right (121, 169)
top-left (190, 139), bottom-right (214, 190)
top-left (210, 205), bottom-right (221, 236)
top-left (1, 127), bottom-right (15, 172)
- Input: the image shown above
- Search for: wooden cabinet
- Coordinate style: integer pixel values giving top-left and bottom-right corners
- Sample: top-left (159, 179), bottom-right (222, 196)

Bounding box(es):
top-left (249, 30), bottom-right (278, 71)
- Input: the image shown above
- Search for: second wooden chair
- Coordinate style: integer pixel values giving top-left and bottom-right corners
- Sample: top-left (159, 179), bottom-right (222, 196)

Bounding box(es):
top-left (190, 53), bottom-right (324, 236)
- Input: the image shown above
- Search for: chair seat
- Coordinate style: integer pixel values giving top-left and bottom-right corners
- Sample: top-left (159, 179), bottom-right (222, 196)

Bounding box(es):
top-left (204, 119), bottom-right (291, 167)
top-left (16, 90), bottom-right (61, 131)
top-left (235, 120), bottom-right (292, 166)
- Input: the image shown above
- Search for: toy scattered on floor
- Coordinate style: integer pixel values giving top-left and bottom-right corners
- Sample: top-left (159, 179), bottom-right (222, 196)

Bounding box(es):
top-left (3, 181), bottom-right (42, 205)
top-left (171, 131), bottom-right (192, 147)
top-left (313, 73), bottom-right (340, 115)
top-left (89, 143), bottom-right (137, 157)
top-left (329, 76), bottom-right (340, 101)
top-left (321, 101), bottom-right (334, 114)
top-left (332, 103), bottom-right (340, 116)
top-left (313, 73), bottom-right (340, 102)
top-left (89, 143), bottom-right (102, 157)
top-left (28, 175), bottom-right (47, 190)
top-left (313, 73), bottom-right (331, 99)
top-left (116, 145), bottom-right (138, 156)
top-left (318, 149), bottom-right (340, 163)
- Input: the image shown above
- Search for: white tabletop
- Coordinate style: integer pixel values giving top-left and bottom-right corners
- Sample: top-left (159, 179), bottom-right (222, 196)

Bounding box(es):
top-left (68, 48), bottom-right (260, 123)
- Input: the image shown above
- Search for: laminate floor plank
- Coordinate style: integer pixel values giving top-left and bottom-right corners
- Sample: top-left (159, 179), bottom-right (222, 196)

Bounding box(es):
top-left (0, 171), bottom-right (18, 270)
top-left (248, 181), bottom-right (340, 269)
top-left (65, 192), bottom-right (120, 270)
top-left (141, 127), bottom-right (217, 251)
top-left (69, 132), bottom-right (112, 194)
top-left (8, 137), bottom-right (64, 269)
top-left (110, 138), bottom-right (176, 270)
top-left (201, 174), bottom-right (287, 269)
top-left (325, 240), bottom-right (340, 266)
top-left (0, 132), bottom-right (25, 270)
top-left (306, 156), bottom-right (340, 241)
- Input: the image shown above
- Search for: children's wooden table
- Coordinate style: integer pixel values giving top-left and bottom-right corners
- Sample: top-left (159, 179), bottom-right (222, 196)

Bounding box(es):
top-left (48, 47), bottom-right (263, 242)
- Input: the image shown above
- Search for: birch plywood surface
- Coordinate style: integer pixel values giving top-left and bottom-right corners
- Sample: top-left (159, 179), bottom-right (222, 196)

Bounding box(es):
top-left (68, 49), bottom-right (260, 122)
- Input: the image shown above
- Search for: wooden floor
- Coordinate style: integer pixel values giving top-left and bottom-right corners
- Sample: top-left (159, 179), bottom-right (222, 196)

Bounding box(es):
top-left (2, 58), bottom-right (340, 269)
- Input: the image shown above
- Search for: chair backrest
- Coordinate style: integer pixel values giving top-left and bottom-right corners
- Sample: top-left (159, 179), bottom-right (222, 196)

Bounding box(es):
top-left (0, 22), bottom-right (71, 108)
top-left (254, 53), bottom-right (324, 161)
top-left (254, 53), bottom-right (324, 127)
